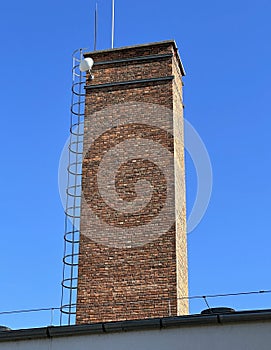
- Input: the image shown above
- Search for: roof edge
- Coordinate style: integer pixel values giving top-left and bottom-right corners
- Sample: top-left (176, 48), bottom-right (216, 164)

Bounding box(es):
top-left (1, 309), bottom-right (271, 342)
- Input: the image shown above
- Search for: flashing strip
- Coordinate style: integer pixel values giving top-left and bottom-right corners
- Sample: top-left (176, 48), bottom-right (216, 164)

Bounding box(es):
top-left (85, 76), bottom-right (174, 90)
top-left (94, 53), bottom-right (173, 67)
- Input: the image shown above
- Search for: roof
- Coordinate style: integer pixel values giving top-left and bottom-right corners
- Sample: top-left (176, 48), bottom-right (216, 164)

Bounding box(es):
top-left (1, 309), bottom-right (271, 342)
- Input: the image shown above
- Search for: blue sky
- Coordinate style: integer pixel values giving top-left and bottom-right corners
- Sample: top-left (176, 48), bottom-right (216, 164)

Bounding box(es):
top-left (0, 0), bottom-right (270, 329)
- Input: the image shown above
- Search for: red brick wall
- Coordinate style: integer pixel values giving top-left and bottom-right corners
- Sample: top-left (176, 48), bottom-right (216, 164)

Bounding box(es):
top-left (76, 41), bottom-right (188, 324)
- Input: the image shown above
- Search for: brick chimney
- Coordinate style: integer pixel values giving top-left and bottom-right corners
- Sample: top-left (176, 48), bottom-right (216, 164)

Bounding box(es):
top-left (76, 40), bottom-right (188, 324)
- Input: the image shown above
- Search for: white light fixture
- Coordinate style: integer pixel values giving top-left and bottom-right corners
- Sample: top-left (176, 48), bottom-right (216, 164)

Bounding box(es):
top-left (79, 58), bottom-right (94, 72)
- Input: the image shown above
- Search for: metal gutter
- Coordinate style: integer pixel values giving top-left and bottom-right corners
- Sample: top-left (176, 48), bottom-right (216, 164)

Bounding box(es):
top-left (1, 309), bottom-right (271, 342)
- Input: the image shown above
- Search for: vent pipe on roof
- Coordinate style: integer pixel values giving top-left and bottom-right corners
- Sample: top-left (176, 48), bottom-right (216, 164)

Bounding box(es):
top-left (201, 307), bottom-right (235, 315)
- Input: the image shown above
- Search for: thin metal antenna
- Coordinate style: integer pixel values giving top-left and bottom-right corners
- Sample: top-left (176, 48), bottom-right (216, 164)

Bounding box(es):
top-left (94, 2), bottom-right (98, 51)
top-left (111, 0), bottom-right (115, 49)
